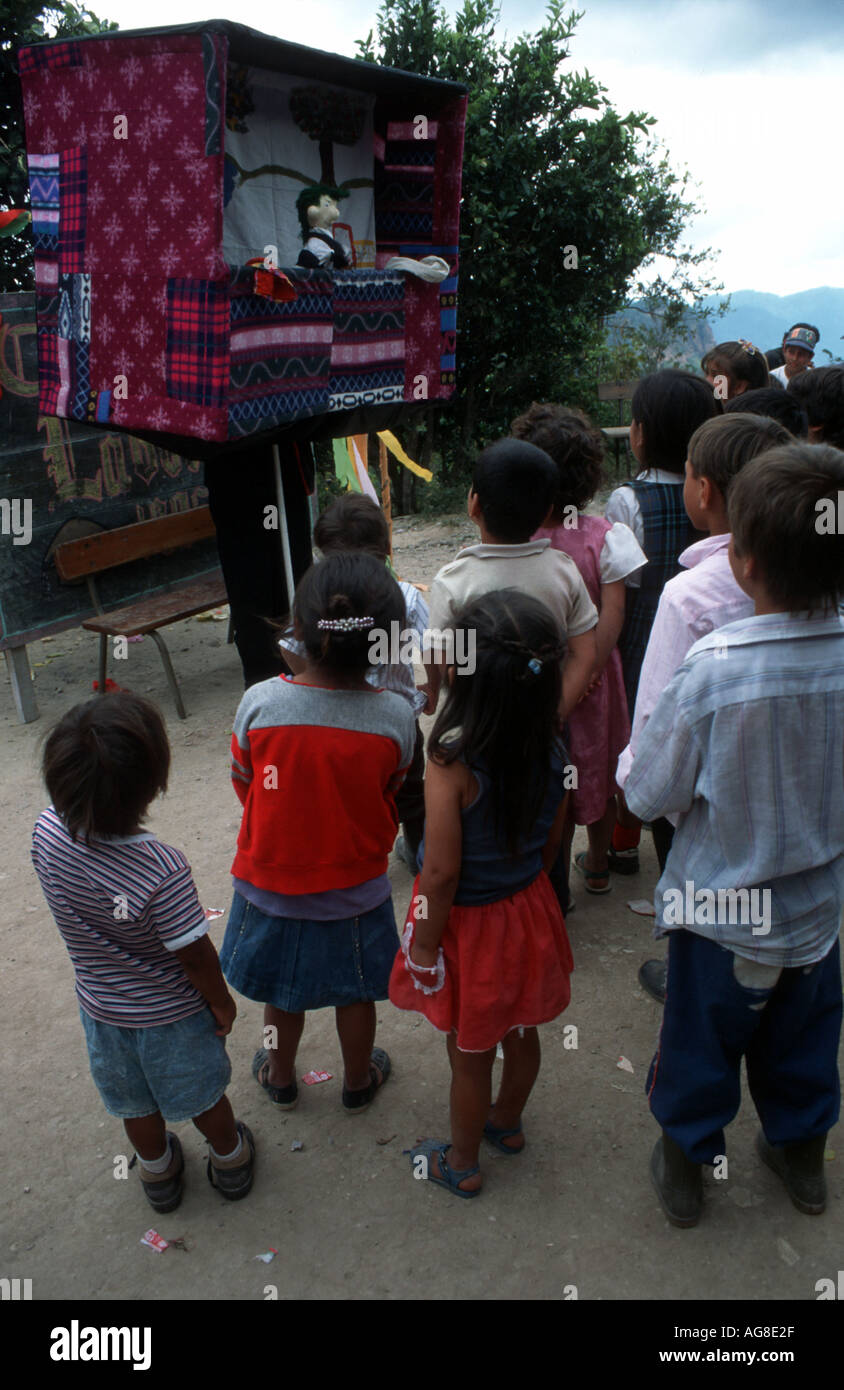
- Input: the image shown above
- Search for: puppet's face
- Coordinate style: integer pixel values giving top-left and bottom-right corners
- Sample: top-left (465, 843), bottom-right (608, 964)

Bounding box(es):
top-left (308, 194), bottom-right (340, 230)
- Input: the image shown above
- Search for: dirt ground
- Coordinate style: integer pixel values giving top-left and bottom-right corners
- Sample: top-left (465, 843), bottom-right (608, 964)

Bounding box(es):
top-left (1, 512), bottom-right (841, 1304)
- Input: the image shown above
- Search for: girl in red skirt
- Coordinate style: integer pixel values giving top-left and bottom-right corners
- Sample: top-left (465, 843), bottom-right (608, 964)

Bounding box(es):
top-left (389, 590), bottom-right (574, 1197)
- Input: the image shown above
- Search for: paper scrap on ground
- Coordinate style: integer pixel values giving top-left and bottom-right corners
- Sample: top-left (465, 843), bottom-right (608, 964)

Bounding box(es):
top-left (777, 1237), bottom-right (800, 1266)
top-left (204, 908), bottom-right (224, 920)
top-left (627, 899), bottom-right (656, 917)
top-left (254, 1249), bottom-right (277, 1264)
top-left (302, 1070), bottom-right (333, 1085)
top-left (140, 1229), bottom-right (168, 1253)
top-left (291, 1140), bottom-right (304, 1151)
top-left (616, 1056), bottom-right (634, 1074)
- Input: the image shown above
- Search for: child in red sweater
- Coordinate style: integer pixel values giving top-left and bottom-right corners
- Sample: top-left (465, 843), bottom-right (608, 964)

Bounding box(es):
top-left (221, 552), bottom-right (415, 1113)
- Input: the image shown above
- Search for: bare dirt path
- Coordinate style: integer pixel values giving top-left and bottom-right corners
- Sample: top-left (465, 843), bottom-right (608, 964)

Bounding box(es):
top-left (1, 513), bottom-right (840, 1302)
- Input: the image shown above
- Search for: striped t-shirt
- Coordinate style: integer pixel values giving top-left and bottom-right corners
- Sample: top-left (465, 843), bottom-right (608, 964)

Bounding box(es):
top-left (31, 808), bottom-right (209, 1027)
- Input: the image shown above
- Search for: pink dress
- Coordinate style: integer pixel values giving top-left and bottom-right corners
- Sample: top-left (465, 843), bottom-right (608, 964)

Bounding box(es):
top-left (535, 515), bottom-right (631, 825)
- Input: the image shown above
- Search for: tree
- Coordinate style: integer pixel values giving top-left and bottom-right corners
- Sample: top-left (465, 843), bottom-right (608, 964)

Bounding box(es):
top-left (1, 1), bottom-right (115, 293)
top-left (357, 0), bottom-right (725, 466)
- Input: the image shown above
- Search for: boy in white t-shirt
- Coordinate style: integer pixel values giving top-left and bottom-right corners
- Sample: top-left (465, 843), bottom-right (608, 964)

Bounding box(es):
top-left (424, 438), bottom-right (598, 716)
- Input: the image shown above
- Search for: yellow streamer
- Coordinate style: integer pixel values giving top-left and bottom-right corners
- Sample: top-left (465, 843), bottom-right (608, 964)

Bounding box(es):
top-left (376, 430), bottom-right (433, 481)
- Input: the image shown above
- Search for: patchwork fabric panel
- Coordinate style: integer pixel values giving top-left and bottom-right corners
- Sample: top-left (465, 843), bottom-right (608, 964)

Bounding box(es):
top-left (374, 121), bottom-right (436, 256)
top-left (227, 266), bottom-right (334, 439)
top-left (166, 278), bottom-right (230, 408)
top-left (328, 270), bottom-right (405, 412)
top-left (28, 154), bottom-right (59, 252)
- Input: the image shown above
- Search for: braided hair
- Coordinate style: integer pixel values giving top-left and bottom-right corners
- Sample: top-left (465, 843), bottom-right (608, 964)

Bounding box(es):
top-left (429, 589), bottom-right (566, 855)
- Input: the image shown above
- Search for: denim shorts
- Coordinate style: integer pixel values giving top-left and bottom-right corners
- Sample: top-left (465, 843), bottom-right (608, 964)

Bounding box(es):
top-left (220, 890), bottom-right (400, 1011)
top-left (79, 1005), bottom-right (232, 1122)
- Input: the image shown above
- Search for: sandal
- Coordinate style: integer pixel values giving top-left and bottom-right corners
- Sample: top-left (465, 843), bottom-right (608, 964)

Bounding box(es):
top-left (342, 1047), bottom-right (391, 1113)
top-left (483, 1120), bottom-right (525, 1155)
top-left (206, 1121), bottom-right (256, 1202)
top-left (408, 1139), bottom-right (481, 1198)
top-left (136, 1132), bottom-right (185, 1213)
top-left (252, 1048), bottom-right (298, 1110)
top-left (574, 851), bottom-right (611, 894)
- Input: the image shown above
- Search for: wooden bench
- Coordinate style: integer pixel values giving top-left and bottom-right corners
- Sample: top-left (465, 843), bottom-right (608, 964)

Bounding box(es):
top-left (597, 380), bottom-right (639, 473)
top-left (54, 507), bottom-right (228, 719)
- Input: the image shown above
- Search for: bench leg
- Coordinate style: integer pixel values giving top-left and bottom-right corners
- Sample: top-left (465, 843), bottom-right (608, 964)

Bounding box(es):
top-left (98, 633), bottom-right (108, 694)
top-left (4, 646), bottom-right (39, 724)
top-left (149, 630), bottom-right (187, 720)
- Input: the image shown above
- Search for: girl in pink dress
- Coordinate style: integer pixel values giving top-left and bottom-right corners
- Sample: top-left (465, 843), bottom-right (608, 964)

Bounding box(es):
top-left (512, 402), bottom-right (645, 898)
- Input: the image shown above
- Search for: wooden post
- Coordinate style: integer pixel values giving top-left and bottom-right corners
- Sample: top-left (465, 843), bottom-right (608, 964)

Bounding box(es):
top-left (378, 434), bottom-right (393, 558)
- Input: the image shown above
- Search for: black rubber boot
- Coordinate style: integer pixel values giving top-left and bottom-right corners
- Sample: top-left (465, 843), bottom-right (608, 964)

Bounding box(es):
top-left (650, 1132), bottom-right (703, 1227)
top-left (638, 959), bottom-right (667, 1004)
top-left (756, 1131), bottom-right (827, 1214)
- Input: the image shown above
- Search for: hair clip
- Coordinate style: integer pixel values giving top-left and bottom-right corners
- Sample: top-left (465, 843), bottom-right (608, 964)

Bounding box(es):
top-left (317, 615), bottom-right (374, 632)
top-left (738, 338), bottom-right (757, 357)
top-left (526, 657), bottom-right (542, 676)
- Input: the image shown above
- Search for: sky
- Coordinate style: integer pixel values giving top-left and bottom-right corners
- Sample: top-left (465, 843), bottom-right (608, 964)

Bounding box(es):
top-left (79, 0), bottom-right (844, 298)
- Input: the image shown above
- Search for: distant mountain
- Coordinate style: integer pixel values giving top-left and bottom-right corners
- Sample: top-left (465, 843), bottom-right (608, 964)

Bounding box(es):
top-left (704, 288), bottom-right (844, 361)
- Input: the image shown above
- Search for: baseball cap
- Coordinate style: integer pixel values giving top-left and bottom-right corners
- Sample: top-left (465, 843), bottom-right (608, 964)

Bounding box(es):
top-left (784, 327), bottom-right (818, 354)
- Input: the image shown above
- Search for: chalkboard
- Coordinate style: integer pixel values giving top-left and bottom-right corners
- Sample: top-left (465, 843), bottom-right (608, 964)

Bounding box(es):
top-left (0, 293), bottom-right (219, 651)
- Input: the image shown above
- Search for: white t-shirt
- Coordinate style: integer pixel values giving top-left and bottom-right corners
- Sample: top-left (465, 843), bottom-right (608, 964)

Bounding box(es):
top-left (427, 538), bottom-right (598, 645)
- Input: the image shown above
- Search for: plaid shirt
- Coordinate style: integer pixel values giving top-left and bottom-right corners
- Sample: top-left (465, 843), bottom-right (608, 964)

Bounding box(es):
top-left (625, 610), bottom-right (844, 966)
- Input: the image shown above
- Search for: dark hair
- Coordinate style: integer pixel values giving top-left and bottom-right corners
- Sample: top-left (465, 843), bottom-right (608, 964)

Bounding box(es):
top-left (723, 387), bottom-right (809, 438)
top-left (728, 444), bottom-right (844, 612)
top-left (313, 493), bottom-right (390, 559)
top-left (429, 590), bottom-right (566, 855)
top-left (786, 367), bottom-right (844, 449)
top-left (687, 414), bottom-right (791, 503)
top-left (510, 401), bottom-right (604, 516)
top-left (701, 342), bottom-right (771, 397)
top-left (293, 550), bottom-right (405, 675)
top-left (42, 692), bottom-right (170, 842)
top-left (295, 183), bottom-right (349, 239)
top-left (631, 369), bottom-right (720, 475)
top-left (471, 439), bottom-right (557, 541)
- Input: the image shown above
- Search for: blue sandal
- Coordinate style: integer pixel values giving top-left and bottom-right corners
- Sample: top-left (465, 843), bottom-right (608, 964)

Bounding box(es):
top-left (407, 1139), bottom-right (481, 1198)
top-left (483, 1121), bottom-right (525, 1155)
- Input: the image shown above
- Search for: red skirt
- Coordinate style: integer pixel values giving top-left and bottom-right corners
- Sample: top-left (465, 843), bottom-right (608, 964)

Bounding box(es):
top-left (389, 871), bottom-right (573, 1052)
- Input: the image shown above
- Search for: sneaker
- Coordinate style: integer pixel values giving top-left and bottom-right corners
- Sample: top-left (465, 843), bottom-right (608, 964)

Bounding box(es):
top-left (206, 1122), bottom-right (256, 1201)
top-left (137, 1132), bottom-right (185, 1214)
top-left (607, 846), bottom-right (640, 875)
top-left (638, 959), bottom-right (667, 1004)
top-left (756, 1131), bottom-right (827, 1214)
top-left (650, 1133), bottom-right (702, 1227)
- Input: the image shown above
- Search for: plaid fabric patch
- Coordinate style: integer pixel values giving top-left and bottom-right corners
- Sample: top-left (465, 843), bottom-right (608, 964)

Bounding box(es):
top-left (166, 279), bottom-right (229, 407)
top-left (18, 41), bottom-right (83, 73)
top-left (37, 331), bottom-right (62, 415)
top-left (59, 147), bottom-right (86, 272)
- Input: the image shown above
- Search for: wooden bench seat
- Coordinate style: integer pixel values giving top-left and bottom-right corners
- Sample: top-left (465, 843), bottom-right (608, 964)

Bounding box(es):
top-left (54, 507), bottom-right (227, 719)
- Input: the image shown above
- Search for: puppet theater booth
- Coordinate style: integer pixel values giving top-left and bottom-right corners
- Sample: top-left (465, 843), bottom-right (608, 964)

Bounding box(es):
top-left (20, 21), bottom-right (467, 684)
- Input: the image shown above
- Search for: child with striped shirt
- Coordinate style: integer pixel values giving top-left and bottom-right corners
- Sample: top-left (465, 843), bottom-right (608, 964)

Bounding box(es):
top-left (31, 693), bottom-right (254, 1212)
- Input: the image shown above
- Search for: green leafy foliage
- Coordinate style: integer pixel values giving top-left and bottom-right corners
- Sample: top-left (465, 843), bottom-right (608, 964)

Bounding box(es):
top-left (1, 1), bottom-right (115, 292)
top-left (358, 0), bottom-right (726, 497)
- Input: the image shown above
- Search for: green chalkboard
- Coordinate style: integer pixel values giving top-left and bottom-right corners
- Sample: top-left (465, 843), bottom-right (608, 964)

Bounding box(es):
top-left (0, 293), bottom-right (220, 650)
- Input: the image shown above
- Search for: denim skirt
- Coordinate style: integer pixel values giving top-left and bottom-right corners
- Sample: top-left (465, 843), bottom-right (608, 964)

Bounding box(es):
top-left (219, 890), bottom-right (400, 1011)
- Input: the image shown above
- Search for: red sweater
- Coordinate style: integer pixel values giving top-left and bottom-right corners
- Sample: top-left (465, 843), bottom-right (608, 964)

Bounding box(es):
top-left (230, 676), bottom-right (416, 894)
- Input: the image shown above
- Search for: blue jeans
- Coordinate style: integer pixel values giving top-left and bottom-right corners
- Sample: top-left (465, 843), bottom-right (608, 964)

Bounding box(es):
top-left (647, 931), bottom-right (842, 1164)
